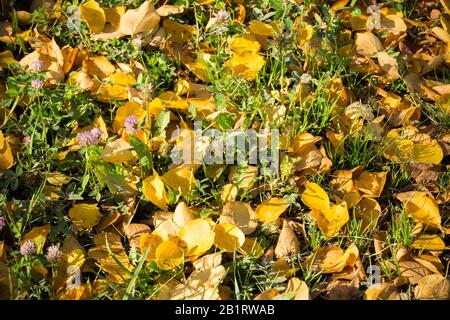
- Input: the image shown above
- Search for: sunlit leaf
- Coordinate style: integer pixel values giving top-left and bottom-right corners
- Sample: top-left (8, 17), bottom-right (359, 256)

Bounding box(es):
top-left (142, 169), bottom-right (169, 210)
top-left (255, 198), bottom-right (289, 224)
top-left (68, 204), bottom-right (102, 229)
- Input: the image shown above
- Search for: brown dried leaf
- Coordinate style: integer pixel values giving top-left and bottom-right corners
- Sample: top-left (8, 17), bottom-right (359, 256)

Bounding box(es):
top-left (355, 32), bottom-right (383, 58)
top-left (275, 220), bottom-right (300, 259)
top-left (119, 1), bottom-right (160, 36)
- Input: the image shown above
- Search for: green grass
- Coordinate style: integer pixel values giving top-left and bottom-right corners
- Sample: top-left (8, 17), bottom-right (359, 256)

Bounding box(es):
top-left (0, 0), bottom-right (448, 301)
top-left (387, 209), bottom-right (415, 248)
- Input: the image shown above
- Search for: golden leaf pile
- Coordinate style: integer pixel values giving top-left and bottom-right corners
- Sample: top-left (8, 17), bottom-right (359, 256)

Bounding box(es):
top-left (0, 0), bottom-right (449, 301)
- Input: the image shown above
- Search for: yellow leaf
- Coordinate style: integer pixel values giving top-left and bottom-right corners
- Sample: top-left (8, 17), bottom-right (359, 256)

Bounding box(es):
top-left (152, 212), bottom-right (178, 241)
top-left (348, 22), bottom-right (367, 38)
top-left (355, 32), bottom-right (383, 58)
top-left (89, 232), bottom-right (132, 283)
top-left (272, 257), bottom-right (297, 277)
top-left (301, 182), bottom-right (330, 211)
top-left (354, 171), bottom-right (387, 198)
top-left (19, 39), bottom-right (64, 84)
top-left (395, 247), bottom-right (440, 284)
top-left (43, 185), bottom-right (61, 199)
top-left (173, 202), bottom-right (195, 228)
top-left (431, 27), bottom-right (450, 43)
top-left (306, 244), bottom-right (358, 273)
top-left (225, 53), bottom-right (265, 81)
top-left (21, 225), bottom-right (50, 254)
top-left (113, 101), bottom-right (144, 133)
top-left (377, 51), bottom-right (400, 79)
top-left (192, 252), bottom-right (222, 271)
top-left (68, 204), bottom-right (102, 229)
top-left (119, 1), bottom-right (160, 36)
top-left (156, 5), bottom-right (184, 17)
top-left (66, 70), bottom-right (97, 91)
top-left (0, 131), bottom-right (13, 170)
top-left (239, 238), bottom-right (264, 258)
top-left (173, 79), bottom-right (190, 96)
top-left (384, 130), bottom-right (443, 164)
top-left (142, 170), bottom-right (168, 210)
top-left (286, 278), bottom-right (310, 300)
top-left (414, 274), bottom-right (450, 300)
top-left (380, 15), bottom-right (407, 35)
top-left (183, 265), bottom-right (226, 299)
top-left (254, 288), bottom-right (280, 300)
top-left (91, 25), bottom-right (126, 41)
top-left (342, 189), bottom-right (362, 209)
top-left (96, 83), bottom-right (128, 101)
top-left (61, 237), bottom-right (86, 269)
top-left (93, 115), bottom-right (109, 141)
top-left (0, 21), bottom-right (14, 44)
top-left (364, 282), bottom-right (400, 300)
top-left (228, 35), bottom-right (261, 55)
top-left (104, 6), bottom-right (125, 28)
top-left (125, 223), bottom-right (150, 248)
top-left (162, 19), bottom-right (196, 44)
top-left (411, 234), bottom-right (446, 251)
top-left (228, 165), bottom-right (258, 190)
top-left (296, 23), bottom-right (314, 47)
top-left (0, 50), bottom-right (16, 69)
top-left (101, 138), bottom-right (136, 163)
top-left (397, 192), bottom-right (441, 229)
top-left (178, 219), bottom-right (214, 257)
top-left (139, 233), bottom-right (162, 261)
top-left (61, 45), bottom-right (78, 74)
top-left (310, 202), bottom-right (349, 238)
top-left (235, 4), bottom-right (246, 23)
top-left (196, 0), bottom-right (216, 4)
top-left (327, 130), bottom-right (344, 155)
top-left (248, 20), bottom-right (276, 37)
top-left (108, 71), bottom-right (136, 86)
top-left (162, 165), bottom-right (197, 196)
top-left (82, 55), bottom-right (115, 79)
top-left (213, 223), bottom-right (245, 252)
top-left (155, 239), bottom-right (184, 270)
top-left (221, 183), bottom-right (238, 203)
top-left (411, 141), bottom-right (444, 164)
top-left (442, 0), bottom-right (450, 14)
top-left (275, 220), bottom-right (300, 258)
top-left (79, 0), bottom-right (105, 34)
top-left (255, 197), bottom-right (289, 224)
top-left (60, 283), bottom-right (93, 300)
top-left (185, 56), bottom-right (210, 83)
top-left (220, 201), bottom-right (258, 235)
top-left (289, 132), bottom-right (321, 154)
top-left (331, 0), bottom-right (350, 11)
top-left (354, 198), bottom-right (381, 232)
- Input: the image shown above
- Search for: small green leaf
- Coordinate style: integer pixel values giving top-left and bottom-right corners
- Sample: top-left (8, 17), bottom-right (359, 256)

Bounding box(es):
top-left (351, 8), bottom-right (361, 16)
top-left (270, 0), bottom-right (284, 19)
top-left (129, 135), bottom-right (153, 170)
top-left (167, 186), bottom-right (181, 205)
top-left (92, 161), bottom-right (137, 196)
top-left (216, 112), bottom-right (236, 131)
top-left (200, 208), bottom-right (214, 219)
top-left (188, 103), bottom-right (197, 119)
top-left (214, 93), bottom-right (227, 111)
top-left (153, 110), bottom-right (171, 136)
top-left (81, 173), bottom-right (90, 190)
